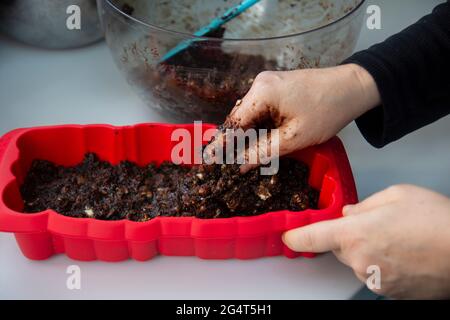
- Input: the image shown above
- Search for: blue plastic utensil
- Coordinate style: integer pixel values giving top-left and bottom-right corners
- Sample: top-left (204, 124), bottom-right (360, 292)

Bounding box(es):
top-left (160, 0), bottom-right (261, 63)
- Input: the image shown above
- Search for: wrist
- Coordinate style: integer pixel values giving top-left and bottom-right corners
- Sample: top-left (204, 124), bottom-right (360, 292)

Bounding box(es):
top-left (320, 64), bottom-right (381, 124)
top-left (345, 63), bottom-right (381, 113)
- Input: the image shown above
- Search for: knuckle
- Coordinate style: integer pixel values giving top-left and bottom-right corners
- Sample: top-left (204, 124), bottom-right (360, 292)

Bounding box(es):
top-left (351, 257), bottom-right (370, 277)
top-left (386, 184), bottom-right (414, 198)
top-left (255, 71), bottom-right (281, 86)
top-left (280, 125), bottom-right (299, 141)
top-left (354, 271), bottom-right (367, 284)
top-left (375, 282), bottom-right (393, 297)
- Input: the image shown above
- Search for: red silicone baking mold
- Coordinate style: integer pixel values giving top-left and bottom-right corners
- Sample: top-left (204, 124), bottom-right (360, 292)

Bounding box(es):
top-left (0, 123), bottom-right (357, 261)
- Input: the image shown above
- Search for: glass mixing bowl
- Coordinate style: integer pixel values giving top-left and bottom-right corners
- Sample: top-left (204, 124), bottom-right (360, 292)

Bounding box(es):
top-left (98, 0), bottom-right (366, 123)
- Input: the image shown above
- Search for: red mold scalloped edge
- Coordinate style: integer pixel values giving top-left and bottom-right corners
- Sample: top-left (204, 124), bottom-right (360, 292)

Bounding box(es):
top-left (0, 124), bottom-right (357, 261)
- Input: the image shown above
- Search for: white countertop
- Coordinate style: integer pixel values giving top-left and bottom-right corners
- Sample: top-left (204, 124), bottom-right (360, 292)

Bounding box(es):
top-left (0, 0), bottom-right (448, 300)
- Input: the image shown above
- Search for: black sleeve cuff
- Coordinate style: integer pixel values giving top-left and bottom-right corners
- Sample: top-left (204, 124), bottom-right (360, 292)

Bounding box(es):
top-left (343, 53), bottom-right (405, 149)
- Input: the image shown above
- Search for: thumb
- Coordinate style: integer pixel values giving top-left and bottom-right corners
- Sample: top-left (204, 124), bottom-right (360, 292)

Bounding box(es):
top-left (282, 218), bottom-right (346, 253)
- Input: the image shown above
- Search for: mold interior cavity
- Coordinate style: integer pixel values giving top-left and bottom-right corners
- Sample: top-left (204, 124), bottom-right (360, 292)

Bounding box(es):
top-left (4, 126), bottom-right (334, 213)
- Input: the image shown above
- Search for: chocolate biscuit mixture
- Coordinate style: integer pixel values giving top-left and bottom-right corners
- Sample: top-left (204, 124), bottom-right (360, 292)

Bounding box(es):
top-left (20, 154), bottom-right (319, 221)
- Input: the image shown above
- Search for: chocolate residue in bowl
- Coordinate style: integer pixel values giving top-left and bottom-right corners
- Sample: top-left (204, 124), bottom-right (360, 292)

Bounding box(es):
top-left (148, 47), bottom-right (276, 122)
top-left (20, 153), bottom-right (319, 222)
top-left (121, 3), bottom-right (134, 16)
top-left (124, 24), bottom-right (277, 123)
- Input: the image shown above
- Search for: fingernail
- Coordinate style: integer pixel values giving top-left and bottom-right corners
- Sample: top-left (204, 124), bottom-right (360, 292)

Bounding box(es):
top-left (239, 164), bottom-right (250, 174)
top-left (281, 231), bottom-right (293, 246)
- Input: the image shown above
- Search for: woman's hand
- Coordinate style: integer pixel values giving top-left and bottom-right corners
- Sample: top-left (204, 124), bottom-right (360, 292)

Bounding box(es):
top-left (205, 64), bottom-right (381, 172)
top-left (283, 185), bottom-right (450, 299)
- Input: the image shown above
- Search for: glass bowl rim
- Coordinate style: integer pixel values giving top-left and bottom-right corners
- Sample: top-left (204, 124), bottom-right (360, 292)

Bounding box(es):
top-left (104, 0), bottom-right (366, 42)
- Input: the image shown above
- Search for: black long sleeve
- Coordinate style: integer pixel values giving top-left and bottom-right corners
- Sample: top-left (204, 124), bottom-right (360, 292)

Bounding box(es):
top-left (343, 2), bottom-right (450, 148)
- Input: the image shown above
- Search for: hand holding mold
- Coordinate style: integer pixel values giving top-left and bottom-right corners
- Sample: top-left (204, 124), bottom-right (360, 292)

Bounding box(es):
top-left (283, 185), bottom-right (450, 299)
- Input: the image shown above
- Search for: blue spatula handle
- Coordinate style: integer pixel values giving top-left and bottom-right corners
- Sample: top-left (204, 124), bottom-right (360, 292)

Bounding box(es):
top-left (160, 0), bottom-right (261, 63)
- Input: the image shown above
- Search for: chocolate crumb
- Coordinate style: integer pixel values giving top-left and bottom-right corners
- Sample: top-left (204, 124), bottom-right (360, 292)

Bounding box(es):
top-left (20, 153), bottom-right (319, 221)
top-left (121, 3), bottom-right (134, 15)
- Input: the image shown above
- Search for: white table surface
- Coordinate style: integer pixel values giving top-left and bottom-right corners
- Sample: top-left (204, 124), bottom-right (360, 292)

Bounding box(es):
top-left (0, 0), bottom-right (448, 300)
